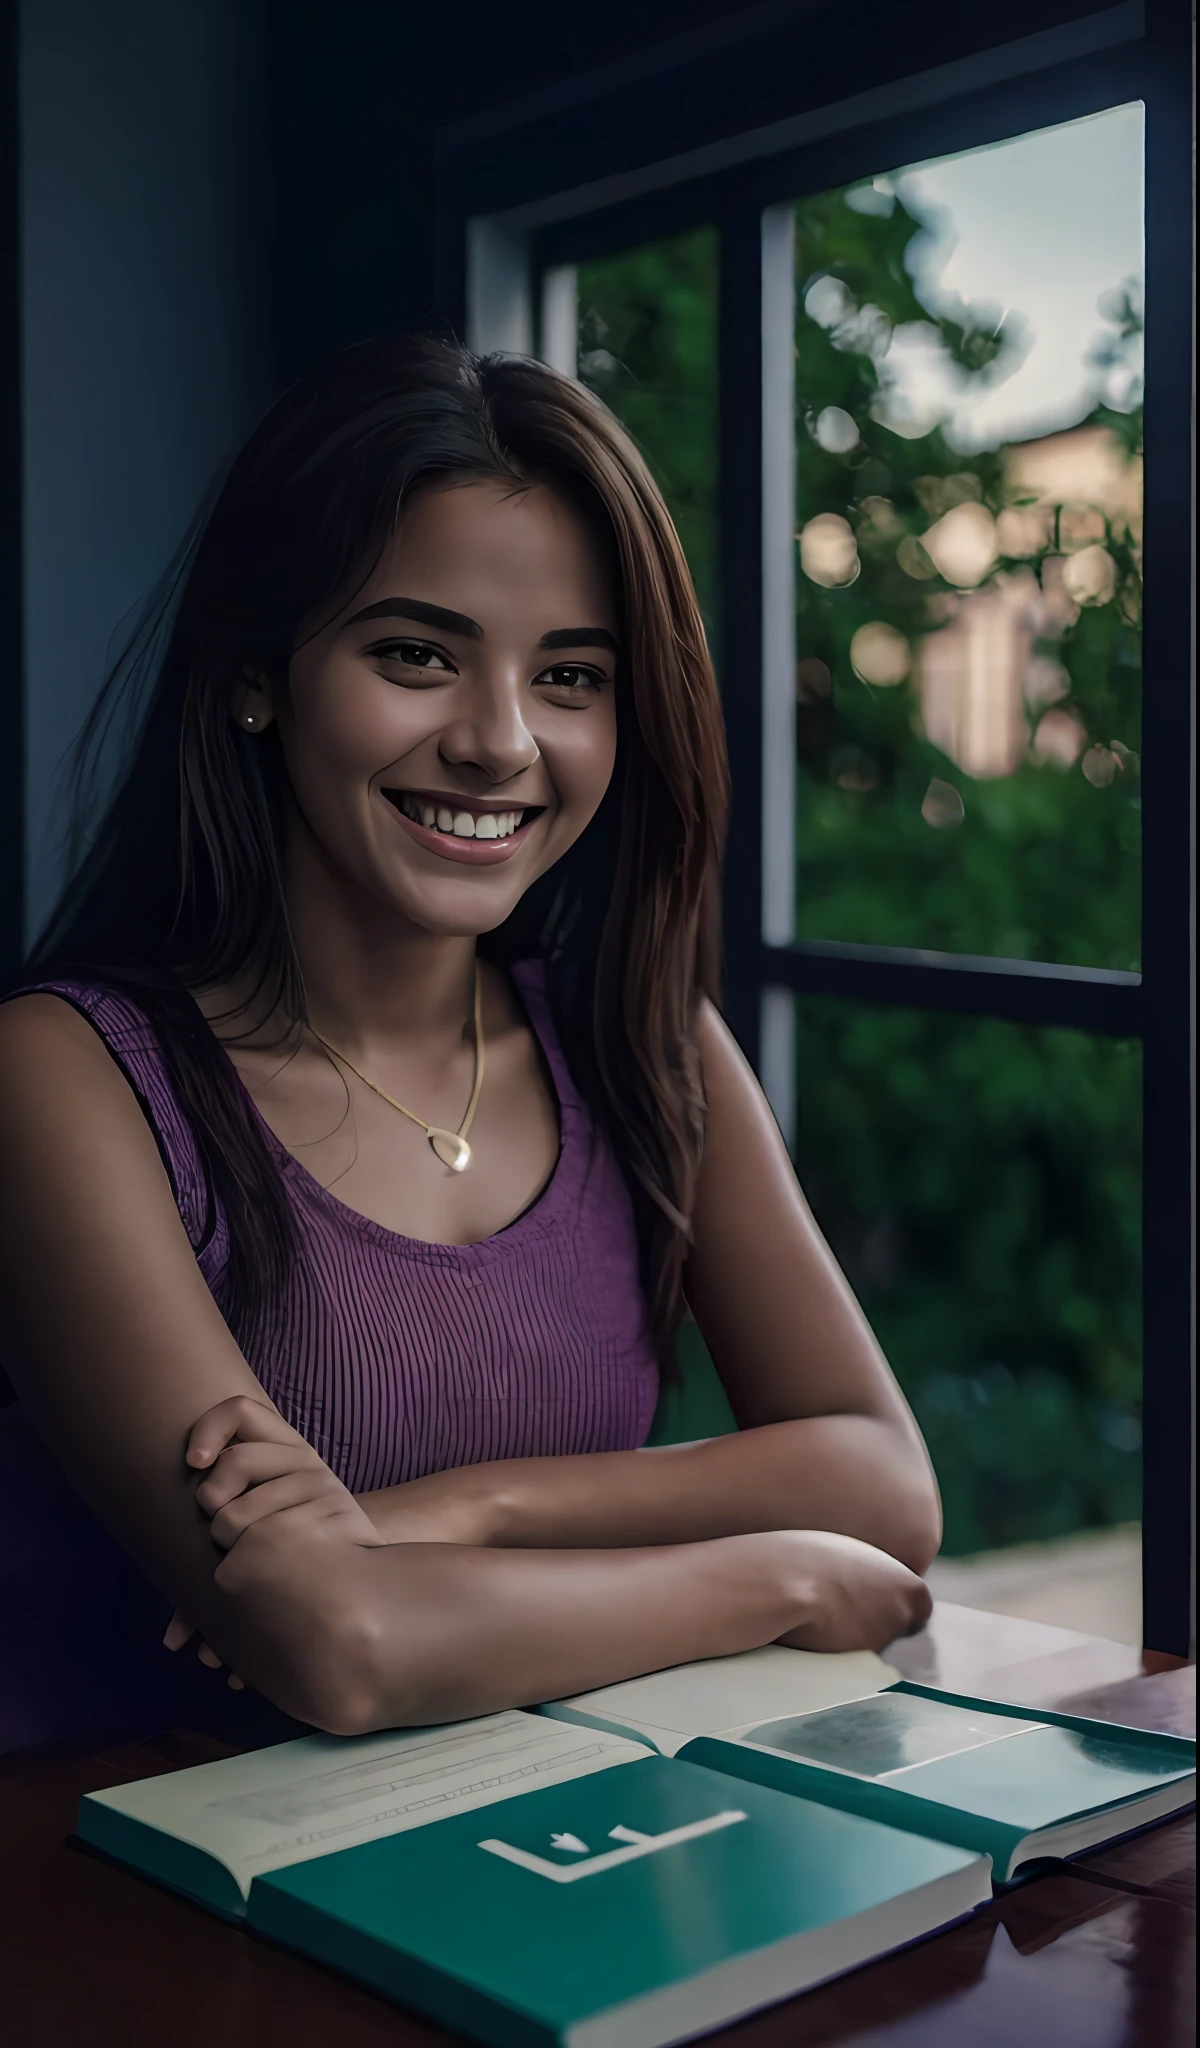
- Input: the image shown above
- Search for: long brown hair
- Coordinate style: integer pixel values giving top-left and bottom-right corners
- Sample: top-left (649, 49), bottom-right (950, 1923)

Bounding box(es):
top-left (27, 336), bottom-right (729, 1361)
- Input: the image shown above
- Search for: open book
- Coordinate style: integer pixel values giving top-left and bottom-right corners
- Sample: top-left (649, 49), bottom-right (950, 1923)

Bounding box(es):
top-left (78, 1703), bottom-right (989, 2048)
top-left (540, 1646), bottom-right (1197, 1883)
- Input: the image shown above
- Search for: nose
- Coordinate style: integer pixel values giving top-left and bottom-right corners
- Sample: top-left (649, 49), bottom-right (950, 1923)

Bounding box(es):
top-left (437, 669), bottom-right (540, 785)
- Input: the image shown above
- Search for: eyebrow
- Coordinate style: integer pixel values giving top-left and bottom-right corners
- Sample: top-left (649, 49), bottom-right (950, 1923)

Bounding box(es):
top-left (344, 597), bottom-right (618, 656)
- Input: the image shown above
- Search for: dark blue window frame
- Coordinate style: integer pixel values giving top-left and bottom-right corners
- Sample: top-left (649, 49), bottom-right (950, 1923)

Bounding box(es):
top-left (435, 0), bottom-right (1194, 1656)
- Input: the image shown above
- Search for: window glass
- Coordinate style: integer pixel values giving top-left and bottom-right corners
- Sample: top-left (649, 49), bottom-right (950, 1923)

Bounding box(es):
top-left (792, 104), bottom-right (1144, 967)
top-left (574, 227), bottom-right (719, 631)
top-left (792, 996), bottom-right (1142, 1560)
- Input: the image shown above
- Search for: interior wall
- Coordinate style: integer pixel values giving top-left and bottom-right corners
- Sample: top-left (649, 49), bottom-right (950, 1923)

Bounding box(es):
top-left (19, 0), bottom-right (274, 939)
top-left (265, 0), bottom-right (749, 379)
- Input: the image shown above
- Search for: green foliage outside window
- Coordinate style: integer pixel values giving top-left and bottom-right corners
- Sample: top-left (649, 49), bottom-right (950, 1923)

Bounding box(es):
top-left (577, 229), bottom-right (719, 630)
top-left (793, 1003), bottom-right (1141, 1554)
top-left (789, 183), bottom-right (1142, 970)
top-left (572, 181), bottom-right (1142, 1555)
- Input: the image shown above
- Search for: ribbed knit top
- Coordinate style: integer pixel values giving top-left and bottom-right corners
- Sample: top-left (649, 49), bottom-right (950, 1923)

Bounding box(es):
top-left (25, 960), bottom-right (660, 1488)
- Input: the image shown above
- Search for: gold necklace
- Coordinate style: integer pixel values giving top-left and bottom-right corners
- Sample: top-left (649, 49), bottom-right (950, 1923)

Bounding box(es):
top-left (309, 965), bottom-right (484, 1173)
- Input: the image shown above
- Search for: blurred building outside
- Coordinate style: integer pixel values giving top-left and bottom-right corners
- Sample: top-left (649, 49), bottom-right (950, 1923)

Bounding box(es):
top-left (913, 422), bottom-right (1143, 786)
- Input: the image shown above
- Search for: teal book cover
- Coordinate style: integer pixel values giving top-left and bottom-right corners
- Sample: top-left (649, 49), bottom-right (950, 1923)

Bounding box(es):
top-left (543, 1653), bottom-right (1194, 1886)
top-left (249, 1754), bottom-right (989, 2048)
top-left (676, 1684), bottom-right (1195, 1882)
top-left (78, 1707), bottom-right (990, 2046)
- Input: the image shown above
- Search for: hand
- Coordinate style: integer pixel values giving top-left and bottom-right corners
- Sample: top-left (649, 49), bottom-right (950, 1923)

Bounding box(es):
top-left (162, 1603), bottom-right (246, 1689)
top-left (186, 1394), bottom-right (386, 1551)
top-left (164, 1394), bottom-right (385, 1684)
top-left (774, 1530), bottom-right (932, 1653)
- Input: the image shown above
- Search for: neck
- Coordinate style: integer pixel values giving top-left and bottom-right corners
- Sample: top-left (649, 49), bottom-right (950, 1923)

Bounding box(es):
top-left (281, 812), bottom-right (479, 1059)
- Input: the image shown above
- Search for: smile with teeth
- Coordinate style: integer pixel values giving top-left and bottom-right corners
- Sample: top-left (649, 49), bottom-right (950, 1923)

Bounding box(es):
top-left (391, 794), bottom-right (535, 841)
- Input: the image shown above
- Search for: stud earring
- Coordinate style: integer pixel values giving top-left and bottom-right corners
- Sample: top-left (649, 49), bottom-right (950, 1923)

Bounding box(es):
top-left (244, 714), bottom-right (255, 728)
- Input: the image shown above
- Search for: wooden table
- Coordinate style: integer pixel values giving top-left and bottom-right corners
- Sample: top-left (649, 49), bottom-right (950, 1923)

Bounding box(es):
top-left (1, 1605), bottom-right (1193, 2048)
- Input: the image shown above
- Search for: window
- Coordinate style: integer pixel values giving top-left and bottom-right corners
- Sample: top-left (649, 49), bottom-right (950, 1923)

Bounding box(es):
top-left (790, 108), bottom-right (1144, 970)
top-left (570, 228), bottom-right (719, 632)
top-left (780, 109), bottom-right (1147, 1564)
top-left (441, 4), bottom-right (1194, 1654)
top-left (792, 999), bottom-right (1142, 1556)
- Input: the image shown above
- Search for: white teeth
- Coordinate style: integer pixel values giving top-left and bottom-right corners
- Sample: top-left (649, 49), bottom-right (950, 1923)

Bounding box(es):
top-left (397, 794), bottom-right (528, 840)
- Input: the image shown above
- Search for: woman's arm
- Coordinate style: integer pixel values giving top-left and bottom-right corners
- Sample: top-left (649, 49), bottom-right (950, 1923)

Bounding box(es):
top-left (214, 1512), bottom-right (928, 1733)
top-left (173, 1400), bottom-right (930, 1729)
top-left (0, 995), bottom-right (928, 1733)
top-left (359, 1004), bottom-right (942, 1572)
top-left (0, 996), bottom-right (383, 1726)
top-left (680, 1001), bottom-right (942, 1568)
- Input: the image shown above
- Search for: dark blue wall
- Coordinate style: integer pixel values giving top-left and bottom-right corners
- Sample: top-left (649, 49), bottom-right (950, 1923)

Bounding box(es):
top-left (19, 0), bottom-right (274, 938)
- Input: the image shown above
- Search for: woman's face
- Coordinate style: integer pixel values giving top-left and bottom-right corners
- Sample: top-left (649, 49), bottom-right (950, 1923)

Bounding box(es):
top-left (248, 478), bottom-right (620, 937)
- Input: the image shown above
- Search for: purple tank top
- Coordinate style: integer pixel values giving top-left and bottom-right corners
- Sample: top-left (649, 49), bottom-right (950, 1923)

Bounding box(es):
top-left (0, 962), bottom-right (658, 1754)
top-left (29, 960), bottom-right (660, 1487)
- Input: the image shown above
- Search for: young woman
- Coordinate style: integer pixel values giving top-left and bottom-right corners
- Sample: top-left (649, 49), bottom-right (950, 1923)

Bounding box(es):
top-left (0, 336), bottom-right (938, 1745)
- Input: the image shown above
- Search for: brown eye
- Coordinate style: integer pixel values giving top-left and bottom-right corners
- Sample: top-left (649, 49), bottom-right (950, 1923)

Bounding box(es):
top-left (372, 638), bottom-right (454, 672)
top-left (535, 664), bottom-right (607, 698)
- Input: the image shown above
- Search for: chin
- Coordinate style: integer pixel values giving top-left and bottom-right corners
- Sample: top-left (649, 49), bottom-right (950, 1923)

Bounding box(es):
top-left (382, 876), bottom-right (528, 939)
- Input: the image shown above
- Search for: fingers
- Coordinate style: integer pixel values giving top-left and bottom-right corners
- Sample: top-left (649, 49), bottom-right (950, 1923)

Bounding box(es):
top-left (195, 1441), bottom-right (314, 1517)
top-left (906, 1578), bottom-right (934, 1634)
top-left (162, 1608), bottom-right (195, 1651)
top-left (209, 1470), bottom-right (337, 1549)
top-left (162, 1604), bottom-right (246, 1689)
top-left (184, 1393), bottom-right (291, 1470)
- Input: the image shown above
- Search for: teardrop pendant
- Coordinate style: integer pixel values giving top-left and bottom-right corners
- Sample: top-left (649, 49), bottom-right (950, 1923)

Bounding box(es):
top-left (428, 1127), bottom-right (472, 1173)
top-left (309, 966), bottom-right (484, 1177)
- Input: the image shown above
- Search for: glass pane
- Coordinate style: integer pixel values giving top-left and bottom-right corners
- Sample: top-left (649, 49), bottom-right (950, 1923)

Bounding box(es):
top-left (791, 104), bottom-right (1144, 968)
top-left (791, 996), bottom-right (1141, 1565)
top-left (574, 227), bottom-right (719, 632)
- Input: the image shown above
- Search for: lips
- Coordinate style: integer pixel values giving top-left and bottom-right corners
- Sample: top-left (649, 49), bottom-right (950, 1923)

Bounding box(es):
top-left (381, 788), bottom-right (545, 867)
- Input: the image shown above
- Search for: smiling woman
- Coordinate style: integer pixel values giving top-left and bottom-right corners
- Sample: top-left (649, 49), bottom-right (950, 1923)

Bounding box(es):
top-left (0, 337), bottom-right (937, 1750)
top-left (262, 483), bottom-right (620, 915)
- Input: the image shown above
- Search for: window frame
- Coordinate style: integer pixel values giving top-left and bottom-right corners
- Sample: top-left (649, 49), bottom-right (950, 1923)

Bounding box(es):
top-left (435, 1), bottom-right (1195, 1656)
top-left (0, 3), bottom-right (21, 986)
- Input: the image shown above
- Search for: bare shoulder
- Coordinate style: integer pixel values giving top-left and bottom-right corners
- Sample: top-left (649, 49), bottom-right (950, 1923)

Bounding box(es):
top-left (0, 992), bottom-right (157, 1179)
top-left (697, 997), bottom-right (744, 1067)
top-left (697, 998), bottom-right (769, 1111)
top-left (0, 990), bottom-right (124, 1087)
top-left (692, 996), bottom-right (798, 1221)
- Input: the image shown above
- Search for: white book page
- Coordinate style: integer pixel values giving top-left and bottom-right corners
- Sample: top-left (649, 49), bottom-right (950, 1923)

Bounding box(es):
top-left (548, 1647), bottom-right (898, 1755)
top-left (83, 1711), bottom-right (650, 1899)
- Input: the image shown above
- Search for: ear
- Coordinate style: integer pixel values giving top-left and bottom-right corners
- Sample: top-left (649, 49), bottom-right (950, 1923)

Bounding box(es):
top-left (231, 670), bottom-right (276, 735)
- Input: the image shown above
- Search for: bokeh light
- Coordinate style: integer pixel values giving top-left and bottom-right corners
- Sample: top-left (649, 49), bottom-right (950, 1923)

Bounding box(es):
top-left (921, 501), bottom-right (999, 587)
top-left (813, 405), bottom-right (860, 453)
top-left (921, 778), bottom-right (965, 827)
top-left (896, 533), bottom-right (937, 579)
top-left (1063, 544), bottom-right (1119, 606)
top-left (850, 621), bottom-right (911, 685)
top-left (796, 656), bottom-right (833, 702)
top-left (1031, 706), bottom-right (1089, 767)
top-left (799, 512), bottom-right (861, 587)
